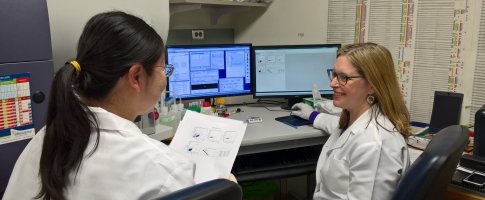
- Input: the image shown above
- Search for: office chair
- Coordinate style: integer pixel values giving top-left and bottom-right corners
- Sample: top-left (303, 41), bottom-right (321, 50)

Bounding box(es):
top-left (151, 179), bottom-right (242, 200)
top-left (392, 125), bottom-right (469, 200)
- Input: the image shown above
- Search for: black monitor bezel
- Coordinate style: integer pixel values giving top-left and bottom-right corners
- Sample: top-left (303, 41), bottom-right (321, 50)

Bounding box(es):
top-left (165, 43), bottom-right (253, 100)
top-left (429, 91), bottom-right (464, 133)
top-left (251, 43), bottom-right (341, 99)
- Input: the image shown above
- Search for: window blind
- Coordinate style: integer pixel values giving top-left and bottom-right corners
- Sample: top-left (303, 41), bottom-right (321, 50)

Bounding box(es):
top-left (409, 0), bottom-right (455, 123)
top-left (470, 1), bottom-right (485, 124)
top-left (367, 0), bottom-right (403, 69)
top-left (327, 0), bottom-right (356, 45)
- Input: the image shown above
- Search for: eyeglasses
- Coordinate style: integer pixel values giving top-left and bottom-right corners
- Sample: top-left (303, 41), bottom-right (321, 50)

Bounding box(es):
top-left (327, 69), bottom-right (364, 86)
top-left (164, 64), bottom-right (174, 77)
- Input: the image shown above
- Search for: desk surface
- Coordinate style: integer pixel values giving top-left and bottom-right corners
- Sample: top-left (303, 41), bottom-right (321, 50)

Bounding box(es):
top-left (228, 106), bottom-right (327, 181)
top-left (448, 184), bottom-right (485, 200)
top-left (227, 106), bottom-right (328, 155)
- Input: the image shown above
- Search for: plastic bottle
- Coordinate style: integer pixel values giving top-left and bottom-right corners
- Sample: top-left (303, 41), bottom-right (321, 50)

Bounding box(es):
top-left (312, 83), bottom-right (323, 111)
top-left (312, 83), bottom-right (322, 101)
top-left (170, 103), bottom-right (181, 132)
top-left (177, 98), bottom-right (186, 119)
top-left (159, 106), bottom-right (174, 132)
top-left (215, 97), bottom-right (227, 117)
top-left (201, 101), bottom-right (212, 115)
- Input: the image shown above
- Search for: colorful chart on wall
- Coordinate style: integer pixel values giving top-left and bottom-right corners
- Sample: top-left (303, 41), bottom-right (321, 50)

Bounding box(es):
top-left (0, 73), bottom-right (35, 145)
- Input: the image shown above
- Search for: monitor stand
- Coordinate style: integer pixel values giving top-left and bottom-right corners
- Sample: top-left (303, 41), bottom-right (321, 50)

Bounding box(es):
top-left (281, 97), bottom-right (303, 110)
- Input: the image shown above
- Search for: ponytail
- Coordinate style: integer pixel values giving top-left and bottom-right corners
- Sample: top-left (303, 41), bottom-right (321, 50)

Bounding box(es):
top-left (36, 11), bottom-right (164, 200)
top-left (36, 62), bottom-right (100, 200)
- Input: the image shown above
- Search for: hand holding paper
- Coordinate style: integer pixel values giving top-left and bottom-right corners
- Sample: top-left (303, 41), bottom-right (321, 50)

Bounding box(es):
top-left (169, 111), bottom-right (247, 183)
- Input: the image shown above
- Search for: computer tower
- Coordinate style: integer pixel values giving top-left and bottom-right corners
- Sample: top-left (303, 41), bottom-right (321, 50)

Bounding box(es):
top-left (475, 105), bottom-right (485, 157)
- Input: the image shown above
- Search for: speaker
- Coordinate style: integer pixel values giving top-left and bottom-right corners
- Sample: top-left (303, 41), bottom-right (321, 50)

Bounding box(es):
top-left (475, 105), bottom-right (485, 157)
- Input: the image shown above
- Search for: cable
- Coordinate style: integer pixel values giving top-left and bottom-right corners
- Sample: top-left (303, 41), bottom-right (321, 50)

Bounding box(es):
top-left (264, 106), bottom-right (291, 112)
top-left (256, 98), bottom-right (286, 104)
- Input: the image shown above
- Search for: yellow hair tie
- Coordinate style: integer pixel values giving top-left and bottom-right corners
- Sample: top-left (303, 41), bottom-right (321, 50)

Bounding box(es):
top-left (70, 60), bottom-right (81, 72)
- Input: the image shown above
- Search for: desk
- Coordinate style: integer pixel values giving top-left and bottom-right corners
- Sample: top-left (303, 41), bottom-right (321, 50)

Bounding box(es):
top-left (448, 184), bottom-right (485, 200)
top-left (227, 106), bottom-right (329, 182)
top-left (410, 145), bottom-right (485, 199)
top-left (229, 106), bottom-right (326, 154)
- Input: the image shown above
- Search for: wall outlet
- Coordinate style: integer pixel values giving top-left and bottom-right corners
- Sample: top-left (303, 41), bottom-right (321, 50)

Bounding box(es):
top-left (192, 30), bottom-right (204, 40)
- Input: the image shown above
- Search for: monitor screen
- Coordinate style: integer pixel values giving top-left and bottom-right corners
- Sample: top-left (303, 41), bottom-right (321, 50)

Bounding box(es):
top-left (429, 91), bottom-right (464, 133)
top-left (166, 44), bottom-right (252, 99)
top-left (252, 44), bottom-right (340, 107)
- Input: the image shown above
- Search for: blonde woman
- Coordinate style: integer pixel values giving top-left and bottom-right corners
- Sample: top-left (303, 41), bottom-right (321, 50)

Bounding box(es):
top-left (292, 42), bottom-right (411, 200)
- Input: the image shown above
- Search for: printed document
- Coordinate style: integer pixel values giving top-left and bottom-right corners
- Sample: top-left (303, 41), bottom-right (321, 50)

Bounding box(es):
top-left (169, 111), bottom-right (247, 183)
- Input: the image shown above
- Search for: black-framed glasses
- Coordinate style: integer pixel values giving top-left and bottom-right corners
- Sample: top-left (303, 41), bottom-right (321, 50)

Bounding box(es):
top-left (327, 69), bottom-right (364, 86)
top-left (164, 64), bottom-right (174, 77)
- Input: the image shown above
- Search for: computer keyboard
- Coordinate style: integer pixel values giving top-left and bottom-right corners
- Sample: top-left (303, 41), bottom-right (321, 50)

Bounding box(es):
top-left (451, 168), bottom-right (485, 194)
top-left (232, 145), bottom-right (321, 175)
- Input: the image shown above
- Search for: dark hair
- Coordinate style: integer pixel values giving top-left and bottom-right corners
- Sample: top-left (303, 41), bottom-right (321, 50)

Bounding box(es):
top-left (37, 11), bottom-right (164, 200)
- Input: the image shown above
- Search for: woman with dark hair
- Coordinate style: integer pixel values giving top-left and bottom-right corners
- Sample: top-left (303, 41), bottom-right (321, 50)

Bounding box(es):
top-left (3, 11), bottom-right (194, 200)
top-left (292, 43), bottom-right (410, 199)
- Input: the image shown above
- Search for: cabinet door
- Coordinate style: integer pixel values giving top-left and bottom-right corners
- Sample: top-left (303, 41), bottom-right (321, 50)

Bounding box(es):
top-left (0, 0), bottom-right (52, 63)
top-left (0, 60), bottom-right (53, 193)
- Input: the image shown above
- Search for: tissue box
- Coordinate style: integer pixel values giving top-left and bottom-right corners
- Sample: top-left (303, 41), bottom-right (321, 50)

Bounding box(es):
top-left (303, 98), bottom-right (316, 108)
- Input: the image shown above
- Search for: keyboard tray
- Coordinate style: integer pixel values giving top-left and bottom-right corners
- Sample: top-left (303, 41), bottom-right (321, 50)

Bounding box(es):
top-left (232, 145), bottom-right (321, 177)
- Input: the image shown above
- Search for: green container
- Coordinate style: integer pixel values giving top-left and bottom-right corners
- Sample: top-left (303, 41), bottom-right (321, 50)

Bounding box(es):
top-left (303, 97), bottom-right (316, 108)
top-left (240, 180), bottom-right (278, 199)
top-left (187, 106), bottom-right (201, 113)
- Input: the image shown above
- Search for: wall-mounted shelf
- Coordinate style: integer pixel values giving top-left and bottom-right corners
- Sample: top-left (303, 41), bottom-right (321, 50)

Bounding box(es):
top-left (170, 0), bottom-right (268, 7)
top-left (169, 0), bottom-right (269, 25)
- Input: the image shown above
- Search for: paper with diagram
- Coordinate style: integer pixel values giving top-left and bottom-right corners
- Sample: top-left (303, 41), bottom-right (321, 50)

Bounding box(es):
top-left (169, 110), bottom-right (247, 183)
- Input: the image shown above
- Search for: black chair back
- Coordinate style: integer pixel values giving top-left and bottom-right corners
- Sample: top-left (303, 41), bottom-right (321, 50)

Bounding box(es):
top-left (392, 125), bottom-right (469, 200)
top-left (152, 179), bottom-right (242, 200)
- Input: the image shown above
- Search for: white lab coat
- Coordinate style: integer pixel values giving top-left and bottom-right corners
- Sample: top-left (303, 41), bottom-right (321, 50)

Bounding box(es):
top-left (3, 107), bottom-right (195, 200)
top-left (312, 107), bottom-right (409, 200)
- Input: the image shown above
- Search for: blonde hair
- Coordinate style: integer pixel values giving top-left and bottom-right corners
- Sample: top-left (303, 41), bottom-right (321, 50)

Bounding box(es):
top-left (337, 43), bottom-right (410, 138)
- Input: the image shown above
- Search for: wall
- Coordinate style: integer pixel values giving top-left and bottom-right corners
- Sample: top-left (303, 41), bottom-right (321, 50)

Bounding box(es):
top-left (233, 0), bottom-right (328, 45)
top-left (169, 0), bottom-right (328, 44)
top-left (231, 0), bottom-right (328, 104)
top-left (46, 0), bottom-right (170, 70)
top-left (169, 0), bottom-right (329, 104)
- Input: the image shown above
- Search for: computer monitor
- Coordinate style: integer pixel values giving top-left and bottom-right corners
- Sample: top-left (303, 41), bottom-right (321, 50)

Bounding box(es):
top-left (252, 44), bottom-right (340, 109)
top-left (166, 44), bottom-right (252, 99)
top-left (429, 91), bottom-right (464, 133)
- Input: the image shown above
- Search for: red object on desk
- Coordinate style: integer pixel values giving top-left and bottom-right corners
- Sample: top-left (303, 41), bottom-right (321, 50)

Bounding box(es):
top-left (202, 101), bottom-right (211, 107)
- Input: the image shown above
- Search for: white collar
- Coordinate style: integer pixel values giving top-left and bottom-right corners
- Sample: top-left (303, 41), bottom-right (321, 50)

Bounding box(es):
top-left (327, 107), bottom-right (373, 150)
top-left (348, 107), bottom-right (374, 134)
top-left (88, 106), bottom-right (139, 132)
